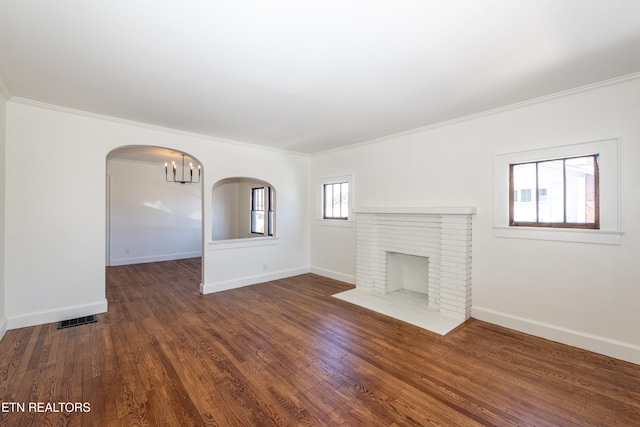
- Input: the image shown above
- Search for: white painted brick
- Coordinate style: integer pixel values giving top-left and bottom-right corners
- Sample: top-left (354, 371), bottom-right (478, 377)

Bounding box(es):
top-left (355, 211), bottom-right (473, 319)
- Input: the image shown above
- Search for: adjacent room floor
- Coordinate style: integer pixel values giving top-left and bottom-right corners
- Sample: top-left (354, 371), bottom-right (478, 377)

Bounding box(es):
top-left (0, 258), bottom-right (639, 426)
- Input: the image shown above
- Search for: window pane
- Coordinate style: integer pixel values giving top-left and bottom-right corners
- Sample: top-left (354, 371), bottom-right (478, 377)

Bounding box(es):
top-left (257, 188), bottom-right (265, 210)
top-left (340, 182), bottom-right (349, 218)
top-left (509, 154), bottom-right (598, 229)
top-left (566, 156), bottom-right (596, 223)
top-left (332, 184), bottom-right (341, 216)
top-left (324, 184), bottom-right (333, 218)
top-left (537, 160), bottom-right (564, 222)
top-left (252, 187), bottom-right (264, 210)
top-left (512, 163), bottom-right (536, 222)
top-left (252, 211), bottom-right (264, 234)
top-left (324, 181), bottom-right (348, 219)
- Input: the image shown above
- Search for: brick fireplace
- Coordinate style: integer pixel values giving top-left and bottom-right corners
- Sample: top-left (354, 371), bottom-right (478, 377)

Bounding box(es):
top-left (354, 207), bottom-right (475, 321)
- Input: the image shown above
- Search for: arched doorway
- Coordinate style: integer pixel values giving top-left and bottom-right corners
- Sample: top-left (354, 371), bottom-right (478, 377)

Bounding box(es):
top-left (106, 146), bottom-right (203, 287)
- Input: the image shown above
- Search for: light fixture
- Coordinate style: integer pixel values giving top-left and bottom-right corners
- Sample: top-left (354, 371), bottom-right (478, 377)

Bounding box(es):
top-left (165, 154), bottom-right (201, 184)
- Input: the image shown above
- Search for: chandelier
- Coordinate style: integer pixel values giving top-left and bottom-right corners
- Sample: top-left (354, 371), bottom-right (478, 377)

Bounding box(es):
top-left (165, 154), bottom-right (201, 184)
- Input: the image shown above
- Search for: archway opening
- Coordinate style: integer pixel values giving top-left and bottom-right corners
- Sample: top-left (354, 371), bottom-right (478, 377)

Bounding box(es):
top-left (106, 146), bottom-right (204, 287)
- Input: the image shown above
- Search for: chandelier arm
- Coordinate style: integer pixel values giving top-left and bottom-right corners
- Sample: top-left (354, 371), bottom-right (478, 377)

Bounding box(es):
top-left (164, 154), bottom-right (200, 184)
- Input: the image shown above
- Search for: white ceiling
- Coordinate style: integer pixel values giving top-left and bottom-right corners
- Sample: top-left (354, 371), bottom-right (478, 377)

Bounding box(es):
top-left (1, 0), bottom-right (640, 154)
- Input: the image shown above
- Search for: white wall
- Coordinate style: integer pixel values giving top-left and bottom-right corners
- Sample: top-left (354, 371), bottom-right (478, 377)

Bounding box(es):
top-left (4, 99), bottom-right (310, 329)
top-left (202, 149), bottom-right (310, 292)
top-left (212, 180), bottom-right (242, 240)
top-left (0, 87), bottom-right (7, 339)
top-left (107, 158), bottom-right (202, 265)
top-left (310, 76), bottom-right (640, 363)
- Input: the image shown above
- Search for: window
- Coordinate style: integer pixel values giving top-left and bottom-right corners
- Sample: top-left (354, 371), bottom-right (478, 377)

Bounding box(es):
top-left (324, 182), bottom-right (349, 220)
top-left (251, 186), bottom-right (274, 235)
top-left (494, 138), bottom-right (619, 245)
top-left (538, 188), bottom-right (547, 201)
top-left (251, 187), bottom-right (264, 234)
top-left (317, 174), bottom-right (353, 225)
top-left (268, 186), bottom-right (274, 236)
top-left (510, 155), bottom-right (599, 229)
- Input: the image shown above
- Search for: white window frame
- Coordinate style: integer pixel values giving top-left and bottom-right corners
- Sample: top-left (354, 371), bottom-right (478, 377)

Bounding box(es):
top-left (494, 138), bottom-right (622, 245)
top-left (317, 174), bottom-right (354, 227)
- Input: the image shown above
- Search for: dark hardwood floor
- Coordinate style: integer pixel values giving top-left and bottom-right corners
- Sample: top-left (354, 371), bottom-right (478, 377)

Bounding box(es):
top-left (1, 258), bottom-right (639, 426)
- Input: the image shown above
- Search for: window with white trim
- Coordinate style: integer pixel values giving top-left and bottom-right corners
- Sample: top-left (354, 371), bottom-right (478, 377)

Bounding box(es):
top-left (323, 182), bottom-right (349, 220)
top-left (317, 175), bottom-right (353, 225)
top-left (493, 139), bottom-right (620, 245)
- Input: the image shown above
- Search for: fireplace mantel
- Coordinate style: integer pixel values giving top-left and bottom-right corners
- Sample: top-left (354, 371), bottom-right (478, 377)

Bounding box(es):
top-left (354, 207), bottom-right (476, 215)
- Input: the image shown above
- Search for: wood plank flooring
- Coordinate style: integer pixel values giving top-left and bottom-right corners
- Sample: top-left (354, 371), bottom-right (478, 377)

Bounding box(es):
top-left (1, 258), bottom-right (639, 426)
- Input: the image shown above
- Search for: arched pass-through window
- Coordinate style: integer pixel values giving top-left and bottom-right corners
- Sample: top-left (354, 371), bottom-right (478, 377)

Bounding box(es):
top-left (212, 177), bottom-right (276, 241)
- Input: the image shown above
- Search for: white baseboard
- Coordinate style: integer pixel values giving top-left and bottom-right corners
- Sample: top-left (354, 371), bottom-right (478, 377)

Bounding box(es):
top-left (310, 266), bottom-right (355, 285)
top-left (472, 306), bottom-right (640, 365)
top-left (6, 299), bottom-right (108, 330)
top-left (109, 251), bottom-right (201, 266)
top-left (201, 267), bottom-right (311, 294)
top-left (0, 317), bottom-right (7, 341)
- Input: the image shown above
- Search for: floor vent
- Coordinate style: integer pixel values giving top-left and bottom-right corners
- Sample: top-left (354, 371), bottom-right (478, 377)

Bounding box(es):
top-left (57, 315), bottom-right (97, 329)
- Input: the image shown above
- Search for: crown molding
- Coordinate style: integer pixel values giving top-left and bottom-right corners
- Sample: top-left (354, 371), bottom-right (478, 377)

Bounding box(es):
top-left (313, 71), bottom-right (640, 156)
top-left (7, 70), bottom-right (640, 157)
top-left (9, 97), bottom-right (311, 158)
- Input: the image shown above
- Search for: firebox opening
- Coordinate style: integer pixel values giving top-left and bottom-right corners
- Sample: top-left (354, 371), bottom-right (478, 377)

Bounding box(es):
top-left (387, 252), bottom-right (429, 295)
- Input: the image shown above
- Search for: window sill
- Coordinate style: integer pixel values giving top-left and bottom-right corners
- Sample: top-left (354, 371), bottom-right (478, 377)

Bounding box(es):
top-left (493, 226), bottom-right (622, 245)
top-left (316, 219), bottom-right (355, 228)
top-left (209, 236), bottom-right (279, 250)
